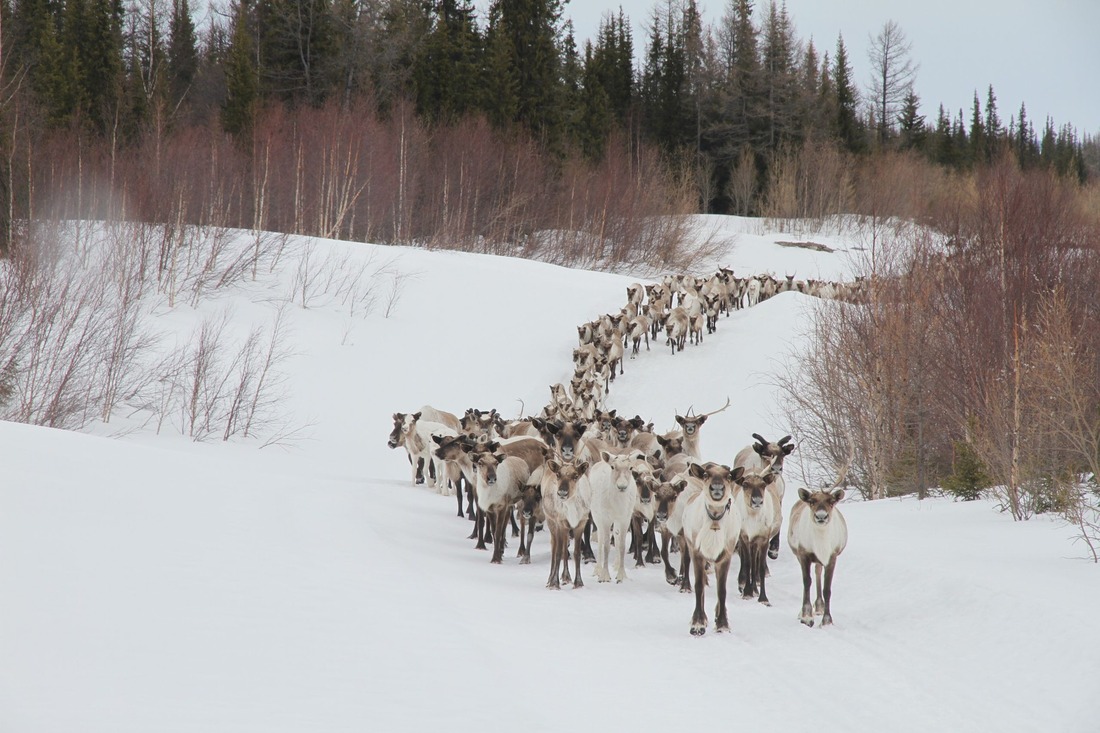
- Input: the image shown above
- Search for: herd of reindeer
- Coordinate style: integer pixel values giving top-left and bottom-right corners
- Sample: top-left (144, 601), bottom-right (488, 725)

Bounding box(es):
top-left (388, 268), bottom-right (862, 636)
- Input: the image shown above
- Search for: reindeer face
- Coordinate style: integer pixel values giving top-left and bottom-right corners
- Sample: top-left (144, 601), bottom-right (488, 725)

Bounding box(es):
top-left (656, 434), bottom-right (685, 456)
top-left (676, 414), bottom-right (707, 436)
top-left (654, 480), bottom-right (688, 524)
top-left (432, 434), bottom-right (468, 461)
top-left (516, 485), bottom-right (541, 520)
top-left (613, 416), bottom-right (637, 445)
top-left (473, 452), bottom-right (505, 486)
top-left (689, 463), bottom-right (742, 503)
top-left (798, 488), bottom-right (845, 524)
top-left (387, 412), bottom-right (408, 449)
top-left (737, 470), bottom-right (777, 510)
top-left (545, 460), bottom-right (589, 500)
top-left (602, 452), bottom-right (638, 492)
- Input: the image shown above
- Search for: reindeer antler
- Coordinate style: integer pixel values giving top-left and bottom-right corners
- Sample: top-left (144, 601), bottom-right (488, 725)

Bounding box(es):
top-left (698, 396), bottom-right (731, 419)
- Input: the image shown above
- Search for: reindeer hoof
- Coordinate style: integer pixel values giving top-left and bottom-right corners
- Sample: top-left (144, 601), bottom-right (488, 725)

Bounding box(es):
top-left (573, 579), bottom-right (584, 589)
top-left (716, 623), bottom-right (730, 633)
top-left (690, 625), bottom-right (706, 637)
top-left (679, 585), bottom-right (692, 594)
top-left (800, 617), bottom-right (815, 627)
top-left (519, 556), bottom-right (531, 565)
top-left (767, 549), bottom-right (779, 560)
top-left (666, 574), bottom-right (679, 586)
top-left (821, 615), bottom-right (833, 626)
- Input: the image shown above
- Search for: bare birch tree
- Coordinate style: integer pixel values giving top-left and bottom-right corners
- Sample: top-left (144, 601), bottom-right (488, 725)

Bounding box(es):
top-left (866, 20), bottom-right (917, 147)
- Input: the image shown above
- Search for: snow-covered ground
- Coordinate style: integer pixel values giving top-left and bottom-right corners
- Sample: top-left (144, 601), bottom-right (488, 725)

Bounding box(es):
top-left (1, 220), bottom-right (1096, 732)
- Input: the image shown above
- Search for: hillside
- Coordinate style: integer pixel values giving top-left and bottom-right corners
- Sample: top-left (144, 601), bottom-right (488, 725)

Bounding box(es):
top-left (1, 221), bottom-right (1096, 733)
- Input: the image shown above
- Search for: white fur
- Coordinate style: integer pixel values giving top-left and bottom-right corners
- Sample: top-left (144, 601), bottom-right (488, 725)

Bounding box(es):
top-left (408, 418), bottom-right (458, 493)
top-left (788, 498), bottom-right (848, 566)
top-left (681, 487), bottom-right (741, 563)
top-left (474, 455), bottom-right (530, 513)
top-left (587, 454), bottom-right (639, 583)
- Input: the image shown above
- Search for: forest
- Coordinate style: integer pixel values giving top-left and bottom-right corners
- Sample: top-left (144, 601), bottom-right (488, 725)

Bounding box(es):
top-left (0, 0), bottom-right (1095, 257)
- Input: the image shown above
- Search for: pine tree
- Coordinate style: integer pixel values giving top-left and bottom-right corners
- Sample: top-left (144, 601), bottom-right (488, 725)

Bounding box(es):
top-left (760, 0), bottom-right (798, 150)
top-left (413, 0), bottom-right (483, 123)
top-left (490, 0), bottom-right (566, 149)
top-left (896, 87), bottom-right (925, 151)
top-left (983, 84), bottom-right (1001, 162)
top-left (480, 4), bottom-right (519, 129)
top-left (968, 91), bottom-right (983, 167)
top-left (167, 0), bottom-right (198, 113)
top-left (222, 0), bottom-right (258, 135)
top-left (832, 34), bottom-right (862, 153)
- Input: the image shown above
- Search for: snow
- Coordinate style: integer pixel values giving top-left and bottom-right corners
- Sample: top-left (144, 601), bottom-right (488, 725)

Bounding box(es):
top-left (1, 220), bottom-right (1096, 732)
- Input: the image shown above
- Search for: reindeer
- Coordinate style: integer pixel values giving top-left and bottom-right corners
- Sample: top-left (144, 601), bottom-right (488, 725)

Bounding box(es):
top-left (679, 463), bottom-right (744, 635)
top-left (652, 477), bottom-right (689, 586)
top-left (514, 482), bottom-right (544, 565)
top-left (540, 460), bottom-right (592, 589)
top-left (470, 451), bottom-right (531, 564)
top-left (788, 486), bottom-right (848, 627)
top-left (734, 433), bottom-right (795, 559)
top-left (432, 434), bottom-right (478, 519)
top-left (674, 397), bottom-right (730, 460)
top-left (628, 314), bottom-right (651, 357)
top-left (665, 307), bottom-right (689, 354)
top-left (588, 451), bottom-right (643, 583)
top-left (733, 467), bottom-right (781, 605)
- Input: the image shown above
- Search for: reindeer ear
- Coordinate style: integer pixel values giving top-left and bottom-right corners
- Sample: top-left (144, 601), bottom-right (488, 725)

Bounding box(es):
top-left (673, 479), bottom-right (688, 494)
top-left (764, 471), bottom-right (778, 485)
top-left (412, 411), bottom-right (422, 420)
top-left (798, 488), bottom-right (812, 503)
top-left (688, 463), bottom-right (705, 479)
top-left (697, 415), bottom-right (708, 425)
top-left (492, 452), bottom-right (507, 463)
top-left (783, 442), bottom-right (796, 455)
top-left (656, 435), bottom-right (668, 447)
top-left (573, 421), bottom-right (587, 435)
top-left (600, 450), bottom-right (613, 464)
top-left (485, 441), bottom-right (500, 452)
top-left (676, 415), bottom-right (686, 426)
top-left (753, 443), bottom-right (765, 456)
top-left (432, 434), bottom-right (446, 445)
top-left (393, 412), bottom-right (403, 421)
top-left (575, 461), bottom-right (590, 476)
top-left (546, 459), bottom-right (562, 474)
top-left (545, 422), bottom-right (560, 435)
top-left (732, 466), bottom-right (745, 483)
top-left (831, 489), bottom-right (845, 503)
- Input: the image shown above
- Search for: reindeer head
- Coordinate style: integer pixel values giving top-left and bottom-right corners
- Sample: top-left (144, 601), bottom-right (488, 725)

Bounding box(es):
top-left (612, 415), bottom-right (643, 446)
top-left (540, 420), bottom-right (587, 462)
top-left (676, 413), bottom-right (707, 436)
top-left (689, 463), bottom-right (743, 508)
top-left (797, 488), bottom-right (845, 525)
top-left (543, 459), bottom-right (590, 500)
top-left (471, 450), bottom-right (507, 486)
top-left (601, 451), bottom-right (640, 493)
top-left (736, 469), bottom-right (778, 510)
top-left (653, 479), bottom-right (688, 525)
top-left (515, 484), bottom-right (542, 521)
top-left (751, 433), bottom-right (795, 473)
top-left (656, 433), bottom-right (685, 457)
top-left (432, 433), bottom-right (471, 461)
top-left (388, 412), bottom-right (409, 449)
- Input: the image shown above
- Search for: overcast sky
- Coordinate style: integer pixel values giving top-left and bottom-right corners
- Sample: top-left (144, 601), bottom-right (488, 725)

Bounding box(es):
top-left (551, 0), bottom-right (1100, 135)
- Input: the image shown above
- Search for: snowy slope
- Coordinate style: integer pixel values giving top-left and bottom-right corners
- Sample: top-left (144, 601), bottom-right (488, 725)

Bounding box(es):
top-left (1, 222), bottom-right (1096, 733)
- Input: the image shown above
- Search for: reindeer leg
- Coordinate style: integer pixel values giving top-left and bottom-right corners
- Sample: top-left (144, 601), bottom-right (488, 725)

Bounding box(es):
top-left (523, 517), bottom-right (535, 565)
top-left (517, 514), bottom-right (528, 561)
top-left (546, 526), bottom-right (561, 590)
top-left (821, 559), bottom-right (837, 626)
top-left (510, 508), bottom-right (520, 538)
top-left (768, 530), bottom-right (781, 560)
top-left (679, 540), bottom-right (693, 593)
top-left (799, 557), bottom-right (815, 627)
top-left (595, 524), bottom-right (612, 582)
top-left (466, 485), bottom-right (476, 520)
top-left (472, 506), bottom-right (486, 547)
top-left (757, 542), bottom-right (771, 606)
top-left (631, 517), bottom-right (645, 568)
top-left (455, 477), bottom-right (465, 518)
top-left (661, 530), bottom-right (678, 584)
top-left (645, 521), bottom-right (660, 564)
top-left (690, 550), bottom-right (708, 636)
top-left (582, 521), bottom-right (595, 563)
top-left (491, 509), bottom-right (508, 564)
top-left (738, 544), bottom-right (752, 598)
top-left (572, 529), bottom-right (585, 589)
top-left (415, 457), bottom-right (425, 485)
top-left (614, 524), bottom-right (628, 583)
top-left (714, 555), bottom-right (731, 632)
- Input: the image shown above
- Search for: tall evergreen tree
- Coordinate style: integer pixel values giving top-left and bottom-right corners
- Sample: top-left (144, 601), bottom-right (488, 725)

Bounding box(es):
top-left (896, 86), bottom-right (925, 151)
top-left (222, 0), bottom-right (258, 135)
top-left (968, 91), bottom-right (983, 167)
top-left (490, 0), bottom-right (566, 149)
top-left (832, 33), bottom-right (862, 153)
top-left (759, 0), bottom-right (798, 150)
top-left (983, 84), bottom-right (1001, 162)
top-left (256, 0), bottom-right (337, 103)
top-left (167, 0), bottom-right (198, 113)
top-left (480, 3), bottom-right (518, 129)
top-left (413, 0), bottom-right (483, 123)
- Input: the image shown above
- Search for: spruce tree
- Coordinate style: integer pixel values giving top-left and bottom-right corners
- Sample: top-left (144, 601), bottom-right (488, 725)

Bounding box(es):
top-left (832, 34), bottom-right (862, 153)
top-left (414, 0), bottom-right (483, 123)
top-left (222, 0), bottom-right (258, 135)
top-left (896, 87), bottom-right (925, 151)
top-left (968, 91), bottom-right (984, 167)
top-left (167, 0), bottom-right (199, 113)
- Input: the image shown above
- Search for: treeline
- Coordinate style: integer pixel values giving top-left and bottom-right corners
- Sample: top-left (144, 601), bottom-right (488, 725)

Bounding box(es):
top-left (0, 0), bottom-right (1094, 252)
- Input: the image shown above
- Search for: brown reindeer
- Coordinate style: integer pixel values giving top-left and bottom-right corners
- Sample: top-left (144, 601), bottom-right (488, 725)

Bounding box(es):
top-left (540, 460), bottom-right (592, 589)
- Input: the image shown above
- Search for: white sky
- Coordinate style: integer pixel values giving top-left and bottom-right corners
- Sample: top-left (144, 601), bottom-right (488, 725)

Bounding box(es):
top-left (551, 0), bottom-right (1100, 135)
